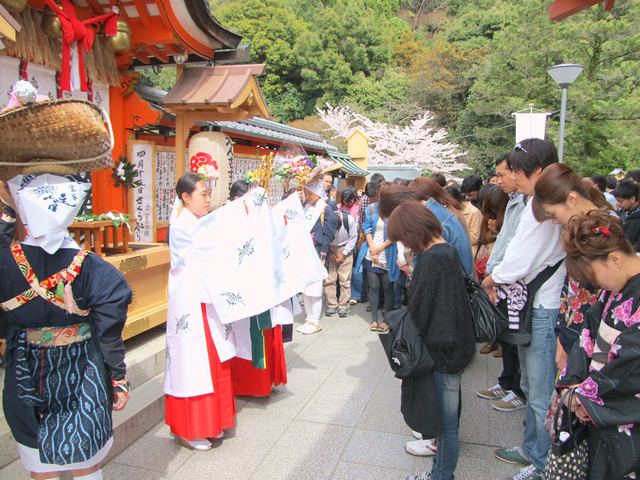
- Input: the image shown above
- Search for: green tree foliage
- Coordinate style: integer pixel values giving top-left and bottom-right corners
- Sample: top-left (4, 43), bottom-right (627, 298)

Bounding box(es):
top-left (453, 0), bottom-right (640, 175)
top-left (144, 0), bottom-right (639, 175)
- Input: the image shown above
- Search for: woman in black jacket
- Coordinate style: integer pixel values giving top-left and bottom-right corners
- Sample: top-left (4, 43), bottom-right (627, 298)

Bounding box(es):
top-left (387, 200), bottom-right (476, 480)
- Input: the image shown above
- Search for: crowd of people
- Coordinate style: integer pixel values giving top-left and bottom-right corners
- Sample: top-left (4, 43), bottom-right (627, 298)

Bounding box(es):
top-left (346, 139), bottom-right (640, 480)
top-left (3, 119), bottom-right (640, 480)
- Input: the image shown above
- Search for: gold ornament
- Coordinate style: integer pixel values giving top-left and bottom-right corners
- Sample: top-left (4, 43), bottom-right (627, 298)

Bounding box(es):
top-left (107, 20), bottom-right (130, 53)
top-left (0, 0), bottom-right (27, 13)
top-left (41, 11), bottom-right (62, 39)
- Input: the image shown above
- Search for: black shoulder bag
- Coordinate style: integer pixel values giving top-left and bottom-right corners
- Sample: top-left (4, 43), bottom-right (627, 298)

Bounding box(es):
top-left (465, 277), bottom-right (509, 343)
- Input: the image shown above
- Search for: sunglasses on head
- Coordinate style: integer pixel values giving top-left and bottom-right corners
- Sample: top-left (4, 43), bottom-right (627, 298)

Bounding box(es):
top-left (514, 143), bottom-right (528, 153)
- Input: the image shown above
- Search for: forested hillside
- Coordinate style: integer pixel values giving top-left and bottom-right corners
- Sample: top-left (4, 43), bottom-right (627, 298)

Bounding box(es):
top-left (143, 0), bottom-right (640, 175)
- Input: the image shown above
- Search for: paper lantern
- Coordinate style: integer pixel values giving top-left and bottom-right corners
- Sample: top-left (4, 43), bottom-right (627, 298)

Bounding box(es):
top-left (188, 130), bottom-right (234, 208)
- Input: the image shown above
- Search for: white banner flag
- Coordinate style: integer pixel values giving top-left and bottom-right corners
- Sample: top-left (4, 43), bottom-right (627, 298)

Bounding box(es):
top-left (513, 112), bottom-right (550, 143)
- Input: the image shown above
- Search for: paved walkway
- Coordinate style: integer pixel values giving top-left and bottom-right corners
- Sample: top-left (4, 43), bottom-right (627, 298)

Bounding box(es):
top-left (3, 303), bottom-right (527, 480)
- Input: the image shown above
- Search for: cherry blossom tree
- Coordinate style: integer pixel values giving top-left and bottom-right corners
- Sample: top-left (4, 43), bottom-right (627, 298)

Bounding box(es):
top-left (318, 104), bottom-right (466, 174)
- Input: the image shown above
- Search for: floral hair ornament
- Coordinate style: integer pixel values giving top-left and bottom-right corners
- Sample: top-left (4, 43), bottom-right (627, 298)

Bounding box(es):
top-left (591, 226), bottom-right (611, 236)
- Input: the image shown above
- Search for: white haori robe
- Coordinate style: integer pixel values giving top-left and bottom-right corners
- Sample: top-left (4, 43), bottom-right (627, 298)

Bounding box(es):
top-left (164, 207), bottom-right (238, 398)
top-left (271, 194), bottom-right (327, 301)
top-left (192, 188), bottom-right (280, 324)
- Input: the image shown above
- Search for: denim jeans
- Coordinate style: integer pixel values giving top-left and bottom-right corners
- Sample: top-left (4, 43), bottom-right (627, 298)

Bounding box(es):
top-left (431, 371), bottom-right (462, 480)
top-left (518, 306), bottom-right (558, 471)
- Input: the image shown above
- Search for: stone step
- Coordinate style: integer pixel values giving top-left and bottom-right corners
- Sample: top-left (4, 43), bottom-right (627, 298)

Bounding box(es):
top-left (0, 326), bottom-right (167, 474)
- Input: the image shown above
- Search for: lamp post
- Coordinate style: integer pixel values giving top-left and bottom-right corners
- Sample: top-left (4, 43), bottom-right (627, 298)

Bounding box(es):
top-left (547, 63), bottom-right (583, 163)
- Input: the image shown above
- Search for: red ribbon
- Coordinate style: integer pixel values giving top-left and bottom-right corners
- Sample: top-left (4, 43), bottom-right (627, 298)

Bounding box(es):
top-left (43, 0), bottom-right (118, 92)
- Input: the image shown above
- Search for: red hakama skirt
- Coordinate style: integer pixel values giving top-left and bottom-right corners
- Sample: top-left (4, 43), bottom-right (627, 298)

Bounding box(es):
top-left (165, 304), bottom-right (236, 439)
top-left (230, 325), bottom-right (288, 397)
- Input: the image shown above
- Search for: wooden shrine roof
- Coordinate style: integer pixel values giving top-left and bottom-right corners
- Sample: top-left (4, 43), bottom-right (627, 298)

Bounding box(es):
top-left (160, 64), bottom-right (270, 119)
top-left (549, 0), bottom-right (615, 21)
top-left (28, 0), bottom-right (241, 66)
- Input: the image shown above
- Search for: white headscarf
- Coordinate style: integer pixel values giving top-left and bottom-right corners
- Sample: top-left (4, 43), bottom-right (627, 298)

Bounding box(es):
top-left (8, 174), bottom-right (91, 254)
top-left (304, 179), bottom-right (326, 199)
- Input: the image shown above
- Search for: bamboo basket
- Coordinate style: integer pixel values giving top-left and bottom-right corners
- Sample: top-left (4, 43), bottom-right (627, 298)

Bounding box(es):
top-left (0, 99), bottom-right (114, 180)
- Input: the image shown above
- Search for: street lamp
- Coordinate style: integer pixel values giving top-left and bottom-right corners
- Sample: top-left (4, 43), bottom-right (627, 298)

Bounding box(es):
top-left (547, 63), bottom-right (583, 163)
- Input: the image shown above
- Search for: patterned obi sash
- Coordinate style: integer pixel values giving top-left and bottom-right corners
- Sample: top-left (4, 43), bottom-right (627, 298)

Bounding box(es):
top-left (25, 323), bottom-right (92, 347)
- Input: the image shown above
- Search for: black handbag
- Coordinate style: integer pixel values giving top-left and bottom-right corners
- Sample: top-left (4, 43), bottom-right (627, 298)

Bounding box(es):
top-left (379, 306), bottom-right (434, 379)
top-left (465, 277), bottom-right (509, 343)
top-left (545, 388), bottom-right (588, 480)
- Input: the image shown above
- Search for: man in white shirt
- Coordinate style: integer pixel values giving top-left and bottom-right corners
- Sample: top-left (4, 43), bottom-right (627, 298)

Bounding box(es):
top-left (482, 139), bottom-right (566, 480)
top-left (324, 202), bottom-right (358, 318)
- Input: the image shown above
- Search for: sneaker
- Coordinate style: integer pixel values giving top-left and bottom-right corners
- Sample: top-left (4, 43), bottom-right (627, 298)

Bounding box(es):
top-left (493, 391), bottom-right (527, 412)
top-left (477, 383), bottom-right (508, 400)
top-left (337, 307), bottom-right (348, 317)
top-left (325, 307), bottom-right (337, 317)
top-left (494, 447), bottom-right (531, 466)
top-left (411, 429), bottom-right (422, 440)
top-left (349, 299), bottom-right (358, 305)
top-left (405, 438), bottom-right (437, 457)
top-left (296, 322), bottom-right (322, 335)
top-left (180, 437), bottom-right (212, 451)
top-left (504, 465), bottom-right (543, 480)
top-left (404, 472), bottom-right (431, 480)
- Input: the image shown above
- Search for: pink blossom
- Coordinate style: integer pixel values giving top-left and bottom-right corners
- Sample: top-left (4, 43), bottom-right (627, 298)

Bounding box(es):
top-left (613, 299), bottom-right (634, 325)
top-left (576, 377), bottom-right (604, 406)
top-left (573, 311), bottom-right (584, 324)
top-left (623, 307), bottom-right (640, 328)
top-left (579, 329), bottom-right (594, 357)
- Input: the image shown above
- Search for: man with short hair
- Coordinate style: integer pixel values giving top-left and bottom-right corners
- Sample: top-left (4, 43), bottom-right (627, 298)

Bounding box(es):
top-left (323, 173), bottom-right (337, 210)
top-left (430, 172), bottom-right (447, 188)
top-left (613, 179), bottom-right (640, 250)
top-left (590, 174), bottom-right (616, 209)
top-left (477, 153), bottom-right (527, 411)
top-left (324, 190), bottom-right (358, 318)
top-left (482, 139), bottom-right (566, 480)
top-left (461, 174), bottom-right (483, 208)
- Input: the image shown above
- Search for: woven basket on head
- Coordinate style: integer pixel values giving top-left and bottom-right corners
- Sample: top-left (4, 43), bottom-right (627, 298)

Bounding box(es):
top-left (0, 99), bottom-right (114, 181)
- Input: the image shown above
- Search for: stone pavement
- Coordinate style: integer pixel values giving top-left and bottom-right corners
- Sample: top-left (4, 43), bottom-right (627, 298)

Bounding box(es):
top-left (2, 303), bottom-right (527, 480)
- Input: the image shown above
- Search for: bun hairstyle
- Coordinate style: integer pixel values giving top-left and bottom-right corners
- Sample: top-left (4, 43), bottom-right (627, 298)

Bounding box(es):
top-left (532, 163), bottom-right (611, 222)
top-left (563, 210), bottom-right (633, 284)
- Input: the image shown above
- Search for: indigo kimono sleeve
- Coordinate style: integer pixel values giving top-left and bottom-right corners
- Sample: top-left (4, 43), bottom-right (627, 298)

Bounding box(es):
top-left (75, 255), bottom-right (132, 380)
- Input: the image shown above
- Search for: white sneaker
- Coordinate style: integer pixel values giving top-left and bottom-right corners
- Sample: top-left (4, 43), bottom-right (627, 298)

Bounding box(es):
top-left (411, 429), bottom-right (422, 440)
top-left (181, 437), bottom-right (212, 451)
top-left (405, 438), bottom-right (437, 457)
top-left (296, 322), bottom-right (322, 335)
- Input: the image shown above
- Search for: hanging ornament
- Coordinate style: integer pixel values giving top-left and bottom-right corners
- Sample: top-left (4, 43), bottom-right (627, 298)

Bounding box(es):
top-left (42, 0), bottom-right (119, 92)
top-left (0, 0), bottom-right (27, 13)
top-left (107, 20), bottom-right (130, 53)
top-left (41, 11), bottom-right (63, 39)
